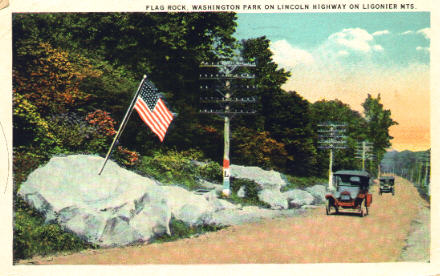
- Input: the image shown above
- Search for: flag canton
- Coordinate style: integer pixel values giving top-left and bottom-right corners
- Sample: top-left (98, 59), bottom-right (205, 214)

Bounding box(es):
top-left (139, 80), bottom-right (159, 110)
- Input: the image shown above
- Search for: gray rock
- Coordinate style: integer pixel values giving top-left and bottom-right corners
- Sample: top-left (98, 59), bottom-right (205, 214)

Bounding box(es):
top-left (305, 185), bottom-right (327, 204)
top-left (230, 164), bottom-right (288, 190)
top-left (300, 205), bottom-right (320, 209)
top-left (162, 186), bottom-right (214, 227)
top-left (258, 189), bottom-right (288, 210)
top-left (197, 179), bottom-right (222, 193)
top-left (203, 190), bottom-right (238, 212)
top-left (206, 206), bottom-right (303, 226)
top-left (237, 186), bottom-right (246, 198)
top-left (283, 189), bottom-right (314, 208)
top-left (18, 155), bottom-right (171, 247)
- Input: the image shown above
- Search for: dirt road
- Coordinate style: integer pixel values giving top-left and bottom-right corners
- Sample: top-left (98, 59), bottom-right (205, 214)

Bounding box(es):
top-left (23, 176), bottom-right (429, 264)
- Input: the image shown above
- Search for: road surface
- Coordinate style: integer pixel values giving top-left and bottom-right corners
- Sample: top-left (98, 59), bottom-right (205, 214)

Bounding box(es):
top-left (21, 176), bottom-right (429, 264)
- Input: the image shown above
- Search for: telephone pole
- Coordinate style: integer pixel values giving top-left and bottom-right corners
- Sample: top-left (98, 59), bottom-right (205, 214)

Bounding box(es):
top-left (355, 141), bottom-right (373, 171)
top-left (317, 122), bottom-right (347, 190)
top-left (199, 61), bottom-right (257, 197)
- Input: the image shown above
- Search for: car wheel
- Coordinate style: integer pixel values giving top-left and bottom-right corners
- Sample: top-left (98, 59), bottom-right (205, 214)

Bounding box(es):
top-left (392, 189), bottom-right (395, 196)
top-left (326, 200), bottom-right (330, 215)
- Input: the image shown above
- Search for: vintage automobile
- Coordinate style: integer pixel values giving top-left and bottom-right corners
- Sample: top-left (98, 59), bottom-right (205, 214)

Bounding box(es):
top-left (379, 176), bottom-right (395, 195)
top-left (325, 170), bottom-right (373, 217)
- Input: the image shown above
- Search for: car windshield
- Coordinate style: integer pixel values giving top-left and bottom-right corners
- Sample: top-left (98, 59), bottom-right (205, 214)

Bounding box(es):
top-left (335, 175), bottom-right (368, 187)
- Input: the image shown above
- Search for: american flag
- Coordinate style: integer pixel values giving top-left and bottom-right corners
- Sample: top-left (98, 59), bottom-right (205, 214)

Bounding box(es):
top-left (133, 80), bottom-right (173, 142)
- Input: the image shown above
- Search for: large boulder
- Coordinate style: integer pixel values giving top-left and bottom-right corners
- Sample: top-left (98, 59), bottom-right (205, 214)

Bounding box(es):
top-left (258, 189), bottom-right (288, 210)
top-left (305, 184), bottom-right (327, 204)
top-left (283, 189), bottom-right (314, 208)
top-left (197, 179), bottom-right (222, 193)
top-left (159, 186), bottom-right (215, 227)
top-left (230, 164), bottom-right (288, 190)
top-left (18, 155), bottom-right (171, 247)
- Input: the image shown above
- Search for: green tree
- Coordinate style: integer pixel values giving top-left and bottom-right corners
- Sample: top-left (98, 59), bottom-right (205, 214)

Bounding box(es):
top-left (362, 94), bottom-right (398, 174)
top-left (310, 99), bottom-right (368, 175)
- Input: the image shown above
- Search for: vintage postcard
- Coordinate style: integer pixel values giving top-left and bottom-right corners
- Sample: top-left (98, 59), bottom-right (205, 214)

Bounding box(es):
top-left (0, 0), bottom-right (438, 275)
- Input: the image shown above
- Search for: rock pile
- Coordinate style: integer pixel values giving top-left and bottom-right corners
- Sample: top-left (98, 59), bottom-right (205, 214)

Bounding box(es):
top-left (18, 155), bottom-right (327, 247)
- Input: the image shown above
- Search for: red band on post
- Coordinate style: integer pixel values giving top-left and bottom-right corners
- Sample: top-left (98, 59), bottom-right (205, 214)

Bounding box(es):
top-left (223, 159), bottom-right (230, 169)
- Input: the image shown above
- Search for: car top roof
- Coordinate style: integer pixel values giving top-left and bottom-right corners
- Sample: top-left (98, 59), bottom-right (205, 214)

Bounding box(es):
top-left (334, 170), bottom-right (370, 178)
top-left (380, 176), bottom-right (395, 180)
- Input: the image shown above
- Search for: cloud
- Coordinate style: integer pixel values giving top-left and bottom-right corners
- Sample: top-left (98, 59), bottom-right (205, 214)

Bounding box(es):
top-left (270, 28), bottom-right (385, 73)
top-left (372, 30), bottom-right (390, 36)
top-left (400, 28), bottom-right (430, 40)
top-left (373, 44), bottom-right (384, 52)
top-left (400, 30), bottom-right (414, 35)
top-left (270, 39), bottom-right (314, 69)
top-left (416, 46), bottom-right (430, 52)
top-left (417, 28), bottom-right (430, 40)
top-left (327, 28), bottom-right (375, 53)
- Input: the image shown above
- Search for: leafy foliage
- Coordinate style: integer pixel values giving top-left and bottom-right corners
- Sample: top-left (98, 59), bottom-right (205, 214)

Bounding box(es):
top-left (136, 149), bottom-right (221, 190)
top-left (232, 127), bottom-right (289, 170)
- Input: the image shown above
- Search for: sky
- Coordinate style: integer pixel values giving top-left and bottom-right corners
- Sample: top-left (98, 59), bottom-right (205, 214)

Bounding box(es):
top-left (234, 13), bottom-right (430, 152)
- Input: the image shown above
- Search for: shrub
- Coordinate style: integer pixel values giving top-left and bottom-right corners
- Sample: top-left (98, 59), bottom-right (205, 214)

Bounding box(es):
top-left (136, 149), bottom-right (222, 190)
top-left (153, 219), bottom-right (224, 243)
top-left (228, 178), bottom-right (270, 208)
top-left (281, 175), bottom-right (327, 191)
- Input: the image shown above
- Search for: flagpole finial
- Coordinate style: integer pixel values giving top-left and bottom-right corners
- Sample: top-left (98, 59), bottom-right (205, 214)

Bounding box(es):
top-left (143, 74), bottom-right (147, 79)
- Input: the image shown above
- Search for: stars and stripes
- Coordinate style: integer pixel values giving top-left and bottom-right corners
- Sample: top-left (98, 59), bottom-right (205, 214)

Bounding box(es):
top-left (133, 80), bottom-right (173, 142)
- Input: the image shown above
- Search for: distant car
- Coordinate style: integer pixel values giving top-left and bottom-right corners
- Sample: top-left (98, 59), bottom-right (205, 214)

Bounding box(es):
top-left (379, 176), bottom-right (395, 196)
top-left (325, 170), bottom-right (373, 217)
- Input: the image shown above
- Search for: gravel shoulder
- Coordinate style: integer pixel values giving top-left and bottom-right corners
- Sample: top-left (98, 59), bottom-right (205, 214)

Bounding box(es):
top-left (399, 203), bottom-right (430, 262)
top-left (19, 176), bottom-right (429, 264)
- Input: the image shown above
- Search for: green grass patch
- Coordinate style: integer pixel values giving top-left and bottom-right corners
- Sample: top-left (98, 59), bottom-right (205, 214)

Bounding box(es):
top-left (13, 197), bottom-right (97, 262)
top-left (153, 219), bottom-right (225, 243)
top-left (281, 175), bottom-right (327, 192)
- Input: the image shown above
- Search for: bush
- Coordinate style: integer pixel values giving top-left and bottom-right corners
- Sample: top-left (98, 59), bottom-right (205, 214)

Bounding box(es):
top-left (136, 149), bottom-right (222, 190)
top-left (228, 178), bottom-right (270, 208)
top-left (153, 219), bottom-right (224, 243)
top-left (281, 175), bottom-right (327, 191)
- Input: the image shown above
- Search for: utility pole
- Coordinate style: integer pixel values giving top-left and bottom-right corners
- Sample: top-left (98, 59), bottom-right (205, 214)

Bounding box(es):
top-left (355, 141), bottom-right (373, 171)
top-left (199, 61), bottom-right (257, 197)
top-left (317, 122), bottom-right (347, 190)
top-left (418, 150), bottom-right (430, 194)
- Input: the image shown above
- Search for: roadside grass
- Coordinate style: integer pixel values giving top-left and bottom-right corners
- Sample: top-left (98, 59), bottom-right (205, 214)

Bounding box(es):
top-left (281, 175), bottom-right (327, 191)
top-left (153, 219), bottom-right (225, 244)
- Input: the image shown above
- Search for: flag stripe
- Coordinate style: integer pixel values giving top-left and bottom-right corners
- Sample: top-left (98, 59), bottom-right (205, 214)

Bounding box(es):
top-left (134, 101), bottom-right (165, 141)
top-left (150, 101), bottom-right (170, 132)
top-left (157, 99), bottom-right (173, 122)
top-left (135, 98), bottom-right (166, 137)
top-left (133, 79), bottom-right (174, 142)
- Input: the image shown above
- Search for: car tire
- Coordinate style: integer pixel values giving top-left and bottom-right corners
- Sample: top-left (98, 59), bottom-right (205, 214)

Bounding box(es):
top-left (326, 200), bottom-right (330, 215)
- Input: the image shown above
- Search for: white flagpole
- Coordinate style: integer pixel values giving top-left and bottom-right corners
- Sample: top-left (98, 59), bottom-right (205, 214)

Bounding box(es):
top-left (98, 75), bottom-right (147, 175)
